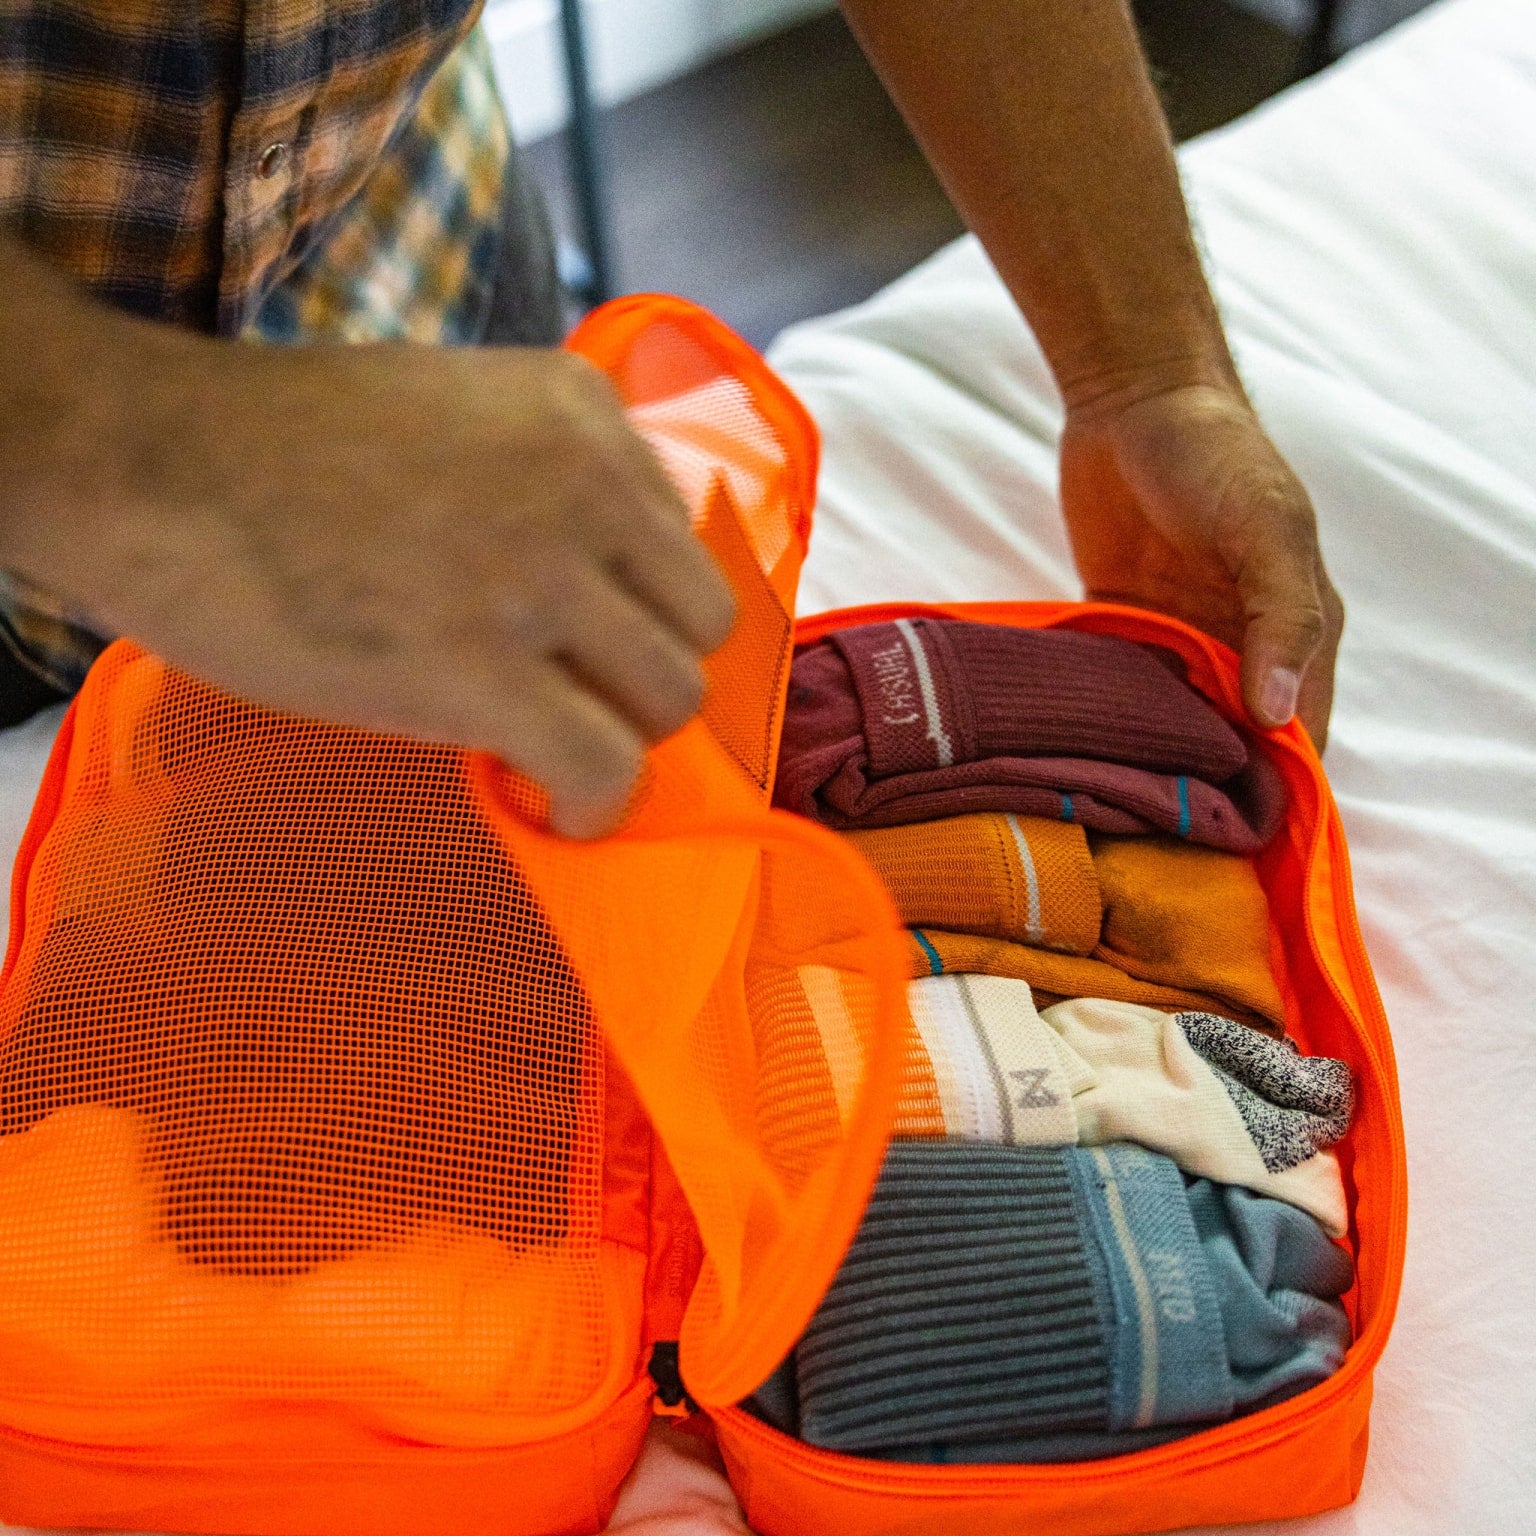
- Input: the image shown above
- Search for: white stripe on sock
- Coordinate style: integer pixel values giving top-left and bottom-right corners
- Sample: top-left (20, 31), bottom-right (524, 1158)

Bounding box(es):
top-left (799, 965), bottom-right (861, 1126)
top-left (1003, 812), bottom-right (1045, 945)
top-left (893, 618), bottom-right (954, 767)
top-left (1091, 1147), bottom-right (1162, 1428)
top-left (957, 974), bottom-right (1016, 1142)
top-left (909, 975), bottom-right (1002, 1140)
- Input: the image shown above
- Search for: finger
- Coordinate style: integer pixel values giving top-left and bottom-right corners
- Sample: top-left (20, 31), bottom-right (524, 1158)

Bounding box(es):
top-left (611, 509), bottom-right (737, 655)
top-left (1294, 564), bottom-right (1345, 753)
top-left (553, 351), bottom-right (695, 534)
top-left (1230, 498), bottom-right (1328, 732)
top-left (552, 565), bottom-right (708, 742)
top-left (449, 656), bottom-right (647, 838)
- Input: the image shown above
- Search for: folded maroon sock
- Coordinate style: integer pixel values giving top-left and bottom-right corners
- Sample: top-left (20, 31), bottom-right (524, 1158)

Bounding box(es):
top-left (774, 619), bottom-right (1284, 852)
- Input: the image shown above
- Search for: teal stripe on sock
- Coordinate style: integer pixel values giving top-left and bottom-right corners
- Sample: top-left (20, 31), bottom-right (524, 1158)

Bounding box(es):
top-left (1176, 776), bottom-right (1192, 837)
top-left (1061, 794), bottom-right (1075, 822)
top-left (913, 929), bottom-right (944, 976)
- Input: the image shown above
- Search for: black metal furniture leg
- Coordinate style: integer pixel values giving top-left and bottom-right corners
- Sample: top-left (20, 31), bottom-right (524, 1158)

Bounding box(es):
top-left (557, 0), bottom-right (617, 306)
top-left (1294, 0), bottom-right (1345, 81)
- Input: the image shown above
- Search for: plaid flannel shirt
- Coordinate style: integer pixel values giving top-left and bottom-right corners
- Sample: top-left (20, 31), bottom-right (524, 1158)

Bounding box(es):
top-left (0, 1), bottom-right (515, 693)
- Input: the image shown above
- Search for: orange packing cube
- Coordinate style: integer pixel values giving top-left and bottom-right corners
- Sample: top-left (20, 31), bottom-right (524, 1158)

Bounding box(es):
top-left (0, 297), bottom-right (1405, 1536)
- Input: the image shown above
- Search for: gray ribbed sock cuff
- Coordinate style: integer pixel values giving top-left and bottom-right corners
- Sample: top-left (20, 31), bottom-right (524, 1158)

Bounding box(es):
top-left (794, 1143), bottom-right (1112, 1451)
top-left (792, 1143), bottom-right (1241, 1454)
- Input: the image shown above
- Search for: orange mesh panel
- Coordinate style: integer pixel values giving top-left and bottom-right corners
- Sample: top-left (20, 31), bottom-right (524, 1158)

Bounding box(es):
top-left (568, 295), bottom-right (816, 615)
top-left (745, 966), bottom-right (951, 1148)
top-left (0, 643), bottom-right (641, 1449)
top-left (467, 791), bottom-right (908, 1410)
top-left (845, 813), bottom-right (1103, 955)
top-left (1089, 832), bottom-right (1286, 1026)
top-left (674, 834), bottom-right (905, 1404)
top-left (469, 298), bottom-right (908, 1406)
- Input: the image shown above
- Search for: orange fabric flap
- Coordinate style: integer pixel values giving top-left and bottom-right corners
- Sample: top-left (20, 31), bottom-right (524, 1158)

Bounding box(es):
top-left (471, 299), bottom-right (911, 1411)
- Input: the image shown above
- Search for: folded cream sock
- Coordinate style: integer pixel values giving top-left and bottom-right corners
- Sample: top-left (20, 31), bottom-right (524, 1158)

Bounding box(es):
top-left (1040, 997), bottom-right (1349, 1237)
top-left (897, 978), bottom-right (1349, 1236)
top-left (902, 973), bottom-right (1083, 1145)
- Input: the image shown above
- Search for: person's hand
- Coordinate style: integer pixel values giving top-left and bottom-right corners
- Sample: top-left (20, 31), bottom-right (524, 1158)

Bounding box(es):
top-left (1057, 381), bottom-right (1344, 750)
top-left (16, 329), bottom-right (735, 837)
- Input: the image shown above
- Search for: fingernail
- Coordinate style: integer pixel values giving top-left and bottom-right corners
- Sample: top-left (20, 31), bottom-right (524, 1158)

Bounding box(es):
top-left (1260, 667), bottom-right (1300, 726)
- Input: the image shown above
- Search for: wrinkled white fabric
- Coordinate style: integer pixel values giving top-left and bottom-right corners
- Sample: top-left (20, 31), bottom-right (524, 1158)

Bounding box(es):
top-left (769, 2), bottom-right (1536, 1529)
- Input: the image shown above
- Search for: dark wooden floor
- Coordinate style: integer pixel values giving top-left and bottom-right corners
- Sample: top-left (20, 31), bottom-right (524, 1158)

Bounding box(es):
top-left (527, 2), bottom-right (1303, 350)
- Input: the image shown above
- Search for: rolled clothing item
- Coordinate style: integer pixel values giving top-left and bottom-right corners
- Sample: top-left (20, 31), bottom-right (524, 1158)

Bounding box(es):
top-left (1091, 832), bottom-right (1287, 1028)
top-left (899, 973), bottom-right (1086, 1145)
top-left (774, 621), bottom-right (1285, 852)
top-left (865, 1423), bottom-right (1193, 1465)
top-left (846, 813), bottom-right (1103, 955)
top-left (1185, 1178), bottom-right (1356, 1411)
top-left (0, 1104), bottom-right (632, 1439)
top-left (747, 1143), bottom-right (1353, 1460)
top-left (852, 818), bottom-right (1288, 1028)
top-left (744, 1359), bottom-right (1197, 1465)
top-left (907, 927), bottom-right (1285, 1038)
top-left (837, 1182), bottom-right (1355, 1465)
top-left (1042, 997), bottom-right (1351, 1236)
top-left (895, 979), bottom-right (1348, 1235)
top-left (790, 1142), bottom-right (1231, 1453)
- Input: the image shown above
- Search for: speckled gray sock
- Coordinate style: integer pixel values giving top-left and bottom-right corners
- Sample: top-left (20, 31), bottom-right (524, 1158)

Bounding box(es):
top-left (1176, 1012), bottom-right (1353, 1172)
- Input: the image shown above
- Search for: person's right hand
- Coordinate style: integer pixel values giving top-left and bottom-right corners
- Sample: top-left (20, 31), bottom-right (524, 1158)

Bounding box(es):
top-left (10, 316), bottom-right (735, 837)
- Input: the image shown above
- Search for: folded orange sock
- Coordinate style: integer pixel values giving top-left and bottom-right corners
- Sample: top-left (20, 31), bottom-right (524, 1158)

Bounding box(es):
top-left (845, 814), bottom-right (1102, 956)
top-left (905, 928), bottom-right (1284, 1039)
top-left (1089, 834), bottom-right (1286, 1030)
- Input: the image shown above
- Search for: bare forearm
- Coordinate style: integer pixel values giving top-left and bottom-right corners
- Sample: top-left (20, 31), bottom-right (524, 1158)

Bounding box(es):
top-left (839, 0), bottom-right (1236, 410)
top-left (0, 233), bottom-right (205, 615)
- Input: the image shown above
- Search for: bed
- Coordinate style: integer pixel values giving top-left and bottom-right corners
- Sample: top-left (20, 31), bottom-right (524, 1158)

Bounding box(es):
top-left (0, 0), bottom-right (1531, 1531)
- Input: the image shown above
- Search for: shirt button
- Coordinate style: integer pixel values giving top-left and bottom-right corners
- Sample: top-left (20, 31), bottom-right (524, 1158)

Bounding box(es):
top-left (256, 141), bottom-right (289, 179)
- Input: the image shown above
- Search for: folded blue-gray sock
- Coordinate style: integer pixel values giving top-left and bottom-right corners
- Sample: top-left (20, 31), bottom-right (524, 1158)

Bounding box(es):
top-left (1184, 1176), bottom-right (1354, 1411)
top-left (784, 1142), bottom-right (1229, 1452)
top-left (750, 1141), bottom-right (1353, 1460)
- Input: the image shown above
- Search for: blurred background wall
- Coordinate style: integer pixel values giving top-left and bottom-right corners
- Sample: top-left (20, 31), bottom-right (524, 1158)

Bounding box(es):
top-left (482, 0), bottom-right (1441, 348)
top-left (483, 0), bottom-right (1435, 143)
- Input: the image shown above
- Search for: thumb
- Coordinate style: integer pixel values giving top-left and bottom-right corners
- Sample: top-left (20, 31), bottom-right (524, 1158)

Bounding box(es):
top-left (1232, 505), bottom-right (1327, 732)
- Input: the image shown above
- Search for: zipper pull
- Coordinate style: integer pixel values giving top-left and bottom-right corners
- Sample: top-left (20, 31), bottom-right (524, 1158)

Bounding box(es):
top-left (647, 1340), bottom-right (698, 1416)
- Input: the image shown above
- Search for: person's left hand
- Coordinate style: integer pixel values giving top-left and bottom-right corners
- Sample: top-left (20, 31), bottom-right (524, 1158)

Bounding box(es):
top-left (1057, 381), bottom-right (1344, 751)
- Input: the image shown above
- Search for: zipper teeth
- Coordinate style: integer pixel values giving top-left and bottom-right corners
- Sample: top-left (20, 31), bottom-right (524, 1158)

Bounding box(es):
top-left (749, 601), bottom-right (1405, 1492)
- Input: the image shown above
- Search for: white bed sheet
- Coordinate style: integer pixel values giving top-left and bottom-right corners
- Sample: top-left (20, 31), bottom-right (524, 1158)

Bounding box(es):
top-left (767, 0), bottom-right (1536, 1530)
top-left (0, 3), bottom-right (1530, 1533)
